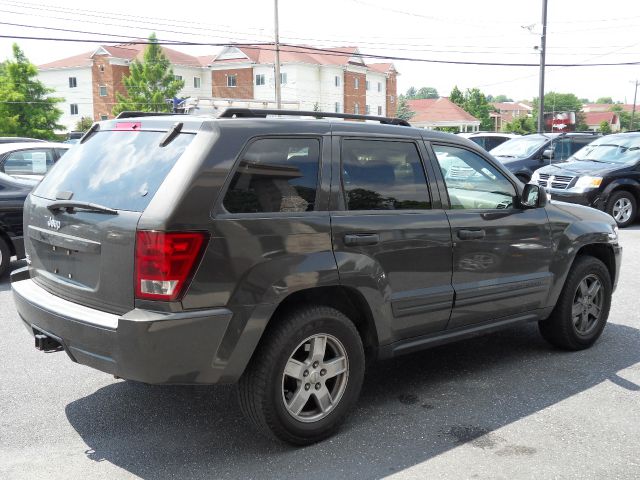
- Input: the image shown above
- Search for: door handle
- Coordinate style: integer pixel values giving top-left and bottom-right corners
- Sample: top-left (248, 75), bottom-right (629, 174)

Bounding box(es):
top-left (457, 229), bottom-right (485, 240)
top-left (344, 233), bottom-right (380, 246)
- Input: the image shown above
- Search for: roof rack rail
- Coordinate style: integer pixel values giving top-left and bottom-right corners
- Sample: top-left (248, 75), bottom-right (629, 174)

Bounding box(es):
top-left (218, 108), bottom-right (411, 127)
top-left (115, 111), bottom-right (185, 119)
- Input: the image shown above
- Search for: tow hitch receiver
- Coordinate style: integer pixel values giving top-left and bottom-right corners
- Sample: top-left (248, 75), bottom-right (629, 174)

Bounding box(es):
top-left (34, 333), bottom-right (63, 352)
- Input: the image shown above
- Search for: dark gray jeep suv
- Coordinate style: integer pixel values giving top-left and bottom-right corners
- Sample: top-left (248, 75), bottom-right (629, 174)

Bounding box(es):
top-left (11, 109), bottom-right (622, 445)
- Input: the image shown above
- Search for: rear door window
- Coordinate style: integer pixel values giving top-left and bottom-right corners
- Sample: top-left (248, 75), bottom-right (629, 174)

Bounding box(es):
top-left (3, 148), bottom-right (55, 175)
top-left (33, 131), bottom-right (194, 212)
top-left (223, 137), bottom-right (320, 214)
top-left (341, 139), bottom-right (431, 210)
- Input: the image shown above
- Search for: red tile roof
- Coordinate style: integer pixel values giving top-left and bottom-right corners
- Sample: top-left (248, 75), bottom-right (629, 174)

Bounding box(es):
top-left (39, 43), bottom-right (202, 69)
top-left (585, 111), bottom-right (618, 126)
top-left (583, 103), bottom-right (637, 113)
top-left (38, 50), bottom-right (93, 69)
top-left (407, 98), bottom-right (479, 123)
top-left (368, 63), bottom-right (395, 74)
top-left (491, 102), bottom-right (532, 112)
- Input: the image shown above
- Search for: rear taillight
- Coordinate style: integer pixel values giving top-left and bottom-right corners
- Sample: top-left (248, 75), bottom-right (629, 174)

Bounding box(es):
top-left (135, 231), bottom-right (206, 301)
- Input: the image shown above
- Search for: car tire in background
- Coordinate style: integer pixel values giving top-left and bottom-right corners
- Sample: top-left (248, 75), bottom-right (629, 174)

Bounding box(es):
top-left (0, 236), bottom-right (10, 277)
top-left (606, 190), bottom-right (637, 228)
top-left (538, 255), bottom-right (612, 350)
top-left (238, 305), bottom-right (365, 445)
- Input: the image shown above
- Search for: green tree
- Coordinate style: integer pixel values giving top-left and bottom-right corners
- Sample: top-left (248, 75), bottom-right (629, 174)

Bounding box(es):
top-left (74, 116), bottom-right (94, 131)
top-left (503, 116), bottom-right (536, 134)
top-left (532, 92), bottom-right (588, 131)
top-left (0, 44), bottom-right (63, 139)
top-left (596, 97), bottom-right (613, 104)
top-left (611, 104), bottom-right (632, 131)
top-left (493, 94), bottom-right (513, 103)
top-left (113, 33), bottom-right (185, 115)
top-left (416, 86), bottom-right (439, 99)
top-left (462, 88), bottom-right (494, 131)
top-left (405, 86), bottom-right (417, 99)
top-left (449, 85), bottom-right (464, 106)
top-left (396, 95), bottom-right (415, 121)
top-left (598, 121), bottom-right (612, 134)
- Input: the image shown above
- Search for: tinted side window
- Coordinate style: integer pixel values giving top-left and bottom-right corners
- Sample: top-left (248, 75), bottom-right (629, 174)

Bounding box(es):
top-left (3, 148), bottom-right (54, 175)
top-left (433, 144), bottom-right (516, 210)
top-left (342, 139), bottom-right (431, 210)
top-left (571, 137), bottom-right (595, 154)
top-left (223, 138), bottom-right (320, 214)
top-left (552, 138), bottom-right (571, 160)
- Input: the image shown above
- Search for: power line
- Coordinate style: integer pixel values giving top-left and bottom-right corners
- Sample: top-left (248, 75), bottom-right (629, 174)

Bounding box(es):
top-left (2, 33), bottom-right (640, 68)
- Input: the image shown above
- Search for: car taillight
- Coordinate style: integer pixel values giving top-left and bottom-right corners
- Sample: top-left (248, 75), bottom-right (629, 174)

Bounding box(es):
top-left (135, 231), bottom-right (207, 301)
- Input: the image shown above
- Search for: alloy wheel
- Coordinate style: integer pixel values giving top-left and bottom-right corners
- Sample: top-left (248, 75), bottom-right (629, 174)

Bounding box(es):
top-left (572, 274), bottom-right (604, 335)
top-left (612, 197), bottom-right (633, 224)
top-left (281, 334), bottom-right (349, 423)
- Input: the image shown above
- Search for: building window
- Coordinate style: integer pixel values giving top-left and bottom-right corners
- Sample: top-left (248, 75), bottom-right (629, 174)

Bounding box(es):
top-left (70, 104), bottom-right (79, 115)
top-left (365, 104), bottom-right (370, 114)
top-left (99, 64), bottom-right (105, 73)
top-left (377, 82), bottom-right (382, 92)
top-left (174, 75), bottom-right (183, 81)
top-left (193, 76), bottom-right (201, 88)
top-left (366, 80), bottom-right (370, 90)
top-left (68, 77), bottom-right (77, 88)
top-left (335, 102), bottom-right (341, 113)
top-left (100, 114), bottom-right (108, 121)
top-left (227, 74), bottom-right (237, 87)
top-left (280, 72), bottom-right (287, 85)
top-left (377, 106), bottom-right (383, 115)
top-left (255, 74), bottom-right (265, 86)
top-left (354, 77), bottom-right (359, 89)
top-left (99, 85), bottom-right (107, 97)
top-left (354, 103), bottom-right (360, 114)
top-left (390, 95), bottom-right (395, 104)
top-left (335, 75), bottom-right (341, 87)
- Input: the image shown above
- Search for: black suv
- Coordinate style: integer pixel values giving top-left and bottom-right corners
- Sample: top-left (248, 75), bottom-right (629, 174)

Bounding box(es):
top-left (532, 132), bottom-right (640, 227)
top-left (11, 110), bottom-right (621, 445)
top-left (0, 173), bottom-right (36, 276)
top-left (491, 132), bottom-right (600, 183)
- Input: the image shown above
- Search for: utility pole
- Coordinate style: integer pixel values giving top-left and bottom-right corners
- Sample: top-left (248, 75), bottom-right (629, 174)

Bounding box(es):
top-left (274, 0), bottom-right (282, 109)
top-left (631, 80), bottom-right (638, 130)
top-left (536, 0), bottom-right (548, 134)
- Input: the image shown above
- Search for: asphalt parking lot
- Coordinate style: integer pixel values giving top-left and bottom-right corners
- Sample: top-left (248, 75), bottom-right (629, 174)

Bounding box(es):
top-left (1, 227), bottom-right (639, 480)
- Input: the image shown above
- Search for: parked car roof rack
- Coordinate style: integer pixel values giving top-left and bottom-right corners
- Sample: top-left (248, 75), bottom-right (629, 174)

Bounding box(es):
top-left (218, 108), bottom-right (412, 127)
top-left (115, 111), bottom-right (186, 119)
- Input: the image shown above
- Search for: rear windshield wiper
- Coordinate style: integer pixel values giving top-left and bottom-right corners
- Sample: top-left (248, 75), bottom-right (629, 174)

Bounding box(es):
top-left (47, 200), bottom-right (118, 215)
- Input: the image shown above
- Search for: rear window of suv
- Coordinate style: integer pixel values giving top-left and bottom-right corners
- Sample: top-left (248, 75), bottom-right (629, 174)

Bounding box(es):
top-left (33, 130), bottom-right (194, 212)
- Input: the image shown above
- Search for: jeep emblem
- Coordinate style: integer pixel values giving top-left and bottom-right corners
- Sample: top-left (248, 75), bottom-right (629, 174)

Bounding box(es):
top-left (46, 216), bottom-right (61, 231)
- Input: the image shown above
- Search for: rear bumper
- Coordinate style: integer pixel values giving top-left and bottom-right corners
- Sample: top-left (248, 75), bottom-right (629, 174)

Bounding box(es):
top-left (11, 271), bottom-right (237, 385)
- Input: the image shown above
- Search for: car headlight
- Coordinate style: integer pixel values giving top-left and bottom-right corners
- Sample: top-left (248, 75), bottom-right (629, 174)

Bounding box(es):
top-left (574, 176), bottom-right (603, 189)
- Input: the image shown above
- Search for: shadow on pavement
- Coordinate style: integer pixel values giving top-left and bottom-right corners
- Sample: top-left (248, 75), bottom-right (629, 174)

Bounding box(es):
top-left (64, 321), bottom-right (640, 479)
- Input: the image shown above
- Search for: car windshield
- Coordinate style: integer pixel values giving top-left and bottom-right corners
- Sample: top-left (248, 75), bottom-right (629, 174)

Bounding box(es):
top-left (490, 135), bottom-right (548, 158)
top-left (571, 135), bottom-right (640, 164)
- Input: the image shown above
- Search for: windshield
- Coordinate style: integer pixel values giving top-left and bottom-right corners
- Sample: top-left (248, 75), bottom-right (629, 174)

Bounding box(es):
top-left (571, 135), bottom-right (640, 164)
top-left (33, 130), bottom-right (194, 212)
top-left (490, 135), bottom-right (548, 158)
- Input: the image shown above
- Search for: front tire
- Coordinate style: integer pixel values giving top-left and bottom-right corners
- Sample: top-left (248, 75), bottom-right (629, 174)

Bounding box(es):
top-left (539, 256), bottom-right (612, 350)
top-left (606, 190), bottom-right (636, 228)
top-left (238, 305), bottom-right (365, 445)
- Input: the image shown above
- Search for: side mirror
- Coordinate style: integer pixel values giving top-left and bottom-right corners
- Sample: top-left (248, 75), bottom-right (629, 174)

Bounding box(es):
top-left (521, 183), bottom-right (548, 208)
top-left (542, 149), bottom-right (554, 159)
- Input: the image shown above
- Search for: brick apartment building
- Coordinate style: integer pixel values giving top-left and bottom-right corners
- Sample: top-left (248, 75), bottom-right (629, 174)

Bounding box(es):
top-left (37, 43), bottom-right (398, 131)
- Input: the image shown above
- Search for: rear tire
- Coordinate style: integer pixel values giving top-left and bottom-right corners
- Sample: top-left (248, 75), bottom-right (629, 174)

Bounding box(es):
top-left (539, 256), bottom-right (612, 350)
top-left (0, 236), bottom-right (10, 277)
top-left (238, 305), bottom-right (365, 445)
top-left (606, 190), bottom-right (636, 228)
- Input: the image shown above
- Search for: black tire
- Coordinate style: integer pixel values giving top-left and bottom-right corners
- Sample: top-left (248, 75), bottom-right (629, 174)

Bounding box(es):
top-left (539, 256), bottom-right (612, 350)
top-left (516, 174), bottom-right (530, 184)
top-left (238, 305), bottom-right (365, 445)
top-left (0, 236), bottom-right (10, 278)
top-left (606, 190), bottom-right (637, 228)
